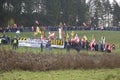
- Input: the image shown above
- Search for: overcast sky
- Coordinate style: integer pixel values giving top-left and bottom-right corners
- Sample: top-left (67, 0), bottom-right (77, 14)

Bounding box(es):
top-left (109, 0), bottom-right (120, 3)
top-left (86, 0), bottom-right (120, 4)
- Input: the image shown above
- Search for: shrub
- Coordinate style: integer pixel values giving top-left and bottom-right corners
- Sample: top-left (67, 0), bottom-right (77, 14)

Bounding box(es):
top-left (0, 48), bottom-right (120, 71)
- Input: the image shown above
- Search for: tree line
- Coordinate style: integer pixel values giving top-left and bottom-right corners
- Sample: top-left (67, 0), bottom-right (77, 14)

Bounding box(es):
top-left (0, 0), bottom-right (120, 27)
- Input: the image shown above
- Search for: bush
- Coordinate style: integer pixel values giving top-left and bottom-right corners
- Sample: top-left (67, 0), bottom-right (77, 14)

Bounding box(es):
top-left (0, 48), bottom-right (120, 71)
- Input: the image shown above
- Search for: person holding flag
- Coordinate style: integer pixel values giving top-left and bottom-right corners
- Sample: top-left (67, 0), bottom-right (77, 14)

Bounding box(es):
top-left (83, 22), bottom-right (87, 27)
top-left (89, 35), bottom-right (95, 51)
top-left (48, 31), bottom-right (55, 40)
top-left (40, 31), bottom-right (44, 41)
top-left (58, 22), bottom-right (63, 39)
top-left (35, 20), bottom-right (39, 25)
top-left (101, 36), bottom-right (105, 45)
top-left (70, 31), bottom-right (75, 42)
top-left (31, 26), bottom-right (34, 32)
top-left (36, 26), bottom-right (41, 34)
top-left (40, 31), bottom-right (45, 52)
top-left (81, 35), bottom-right (87, 49)
top-left (59, 27), bottom-right (62, 39)
top-left (34, 20), bottom-right (41, 36)
top-left (71, 31), bottom-right (75, 37)
top-left (34, 26), bottom-right (41, 36)
top-left (66, 33), bottom-right (69, 41)
top-left (83, 35), bottom-right (87, 42)
top-left (74, 34), bottom-right (81, 53)
top-left (74, 34), bottom-right (80, 43)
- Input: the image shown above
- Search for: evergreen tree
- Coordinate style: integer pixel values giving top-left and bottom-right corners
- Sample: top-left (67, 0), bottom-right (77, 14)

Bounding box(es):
top-left (113, 1), bottom-right (120, 27)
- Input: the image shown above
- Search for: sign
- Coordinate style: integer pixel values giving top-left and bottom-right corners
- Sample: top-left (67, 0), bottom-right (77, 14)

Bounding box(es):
top-left (50, 40), bottom-right (63, 45)
top-left (50, 39), bottom-right (64, 48)
top-left (18, 39), bottom-right (47, 47)
top-left (18, 39), bottom-right (64, 48)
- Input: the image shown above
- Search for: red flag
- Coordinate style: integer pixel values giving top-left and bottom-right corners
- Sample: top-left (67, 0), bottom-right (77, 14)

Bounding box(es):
top-left (35, 20), bottom-right (39, 25)
top-left (70, 34), bottom-right (80, 43)
top-left (48, 32), bottom-right (55, 40)
top-left (31, 26), bottom-right (34, 32)
top-left (41, 32), bottom-right (44, 41)
top-left (83, 22), bottom-right (87, 27)
top-left (89, 38), bottom-right (95, 51)
top-left (59, 27), bottom-right (62, 39)
top-left (74, 35), bottom-right (80, 43)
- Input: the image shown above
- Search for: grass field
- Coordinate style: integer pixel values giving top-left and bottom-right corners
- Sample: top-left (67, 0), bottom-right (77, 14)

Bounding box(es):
top-left (0, 30), bottom-right (120, 80)
top-left (3, 30), bottom-right (120, 53)
top-left (0, 68), bottom-right (120, 80)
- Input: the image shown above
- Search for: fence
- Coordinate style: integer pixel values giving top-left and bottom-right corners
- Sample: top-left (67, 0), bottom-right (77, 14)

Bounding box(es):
top-left (0, 26), bottom-right (120, 33)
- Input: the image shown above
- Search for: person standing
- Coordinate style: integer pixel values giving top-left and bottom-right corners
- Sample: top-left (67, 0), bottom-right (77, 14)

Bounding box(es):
top-left (66, 41), bottom-right (70, 53)
top-left (31, 26), bottom-right (34, 32)
top-left (46, 41), bottom-right (51, 53)
top-left (0, 38), bottom-right (2, 46)
top-left (40, 42), bottom-right (43, 52)
top-left (12, 36), bottom-right (18, 50)
top-left (85, 40), bottom-right (89, 51)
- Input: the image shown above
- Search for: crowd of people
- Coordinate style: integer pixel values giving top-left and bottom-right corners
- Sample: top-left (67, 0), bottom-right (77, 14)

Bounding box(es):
top-left (0, 25), bottom-right (115, 53)
top-left (0, 34), bottom-right (19, 50)
top-left (0, 33), bottom-right (115, 53)
top-left (64, 35), bottom-right (115, 53)
top-left (0, 26), bottom-right (120, 33)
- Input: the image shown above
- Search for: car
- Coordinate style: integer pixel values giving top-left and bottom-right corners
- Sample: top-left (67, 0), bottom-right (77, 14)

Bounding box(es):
top-left (0, 36), bottom-right (10, 44)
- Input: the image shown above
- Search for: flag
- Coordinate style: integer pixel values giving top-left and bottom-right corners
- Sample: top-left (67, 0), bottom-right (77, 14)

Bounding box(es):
top-left (59, 27), bottom-right (62, 39)
top-left (41, 31), bottom-right (44, 41)
top-left (35, 20), bottom-right (39, 25)
top-left (104, 43), bottom-right (108, 51)
top-left (101, 36), bottom-right (105, 44)
top-left (71, 31), bottom-right (75, 37)
top-left (14, 24), bottom-right (17, 28)
top-left (89, 38), bottom-right (95, 51)
top-left (59, 22), bottom-right (63, 27)
top-left (34, 32), bottom-right (38, 36)
top-left (66, 33), bottom-right (69, 39)
top-left (36, 26), bottom-right (41, 34)
top-left (83, 35), bottom-right (87, 41)
top-left (48, 32), bottom-right (55, 40)
top-left (31, 26), bottom-right (34, 32)
top-left (70, 37), bottom-right (75, 42)
top-left (34, 26), bottom-right (41, 36)
top-left (92, 35), bottom-right (95, 40)
top-left (74, 34), bottom-right (80, 43)
top-left (83, 22), bottom-right (87, 27)
top-left (70, 34), bottom-right (80, 43)
top-left (63, 23), bottom-right (66, 26)
top-left (66, 33), bottom-right (69, 42)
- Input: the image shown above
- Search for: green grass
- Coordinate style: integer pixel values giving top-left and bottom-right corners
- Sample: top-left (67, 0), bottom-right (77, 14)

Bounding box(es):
top-left (1, 30), bottom-right (120, 80)
top-left (2, 30), bottom-right (120, 53)
top-left (0, 68), bottom-right (120, 80)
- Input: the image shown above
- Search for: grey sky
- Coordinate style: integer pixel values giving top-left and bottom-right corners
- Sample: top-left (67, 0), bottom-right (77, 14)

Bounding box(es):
top-left (86, 0), bottom-right (120, 4)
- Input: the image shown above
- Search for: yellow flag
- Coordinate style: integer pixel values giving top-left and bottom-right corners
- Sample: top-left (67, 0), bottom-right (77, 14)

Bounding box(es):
top-left (83, 35), bottom-right (87, 41)
top-left (34, 32), bottom-right (38, 36)
top-left (34, 26), bottom-right (41, 37)
top-left (71, 31), bottom-right (74, 37)
top-left (59, 22), bottom-right (63, 27)
top-left (66, 33), bottom-right (69, 39)
top-left (36, 26), bottom-right (41, 34)
top-left (91, 35), bottom-right (95, 41)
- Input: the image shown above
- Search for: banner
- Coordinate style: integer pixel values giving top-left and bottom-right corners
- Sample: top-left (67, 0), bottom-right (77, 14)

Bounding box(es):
top-left (50, 40), bottom-right (64, 48)
top-left (18, 39), bottom-right (64, 48)
top-left (18, 39), bottom-right (47, 47)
